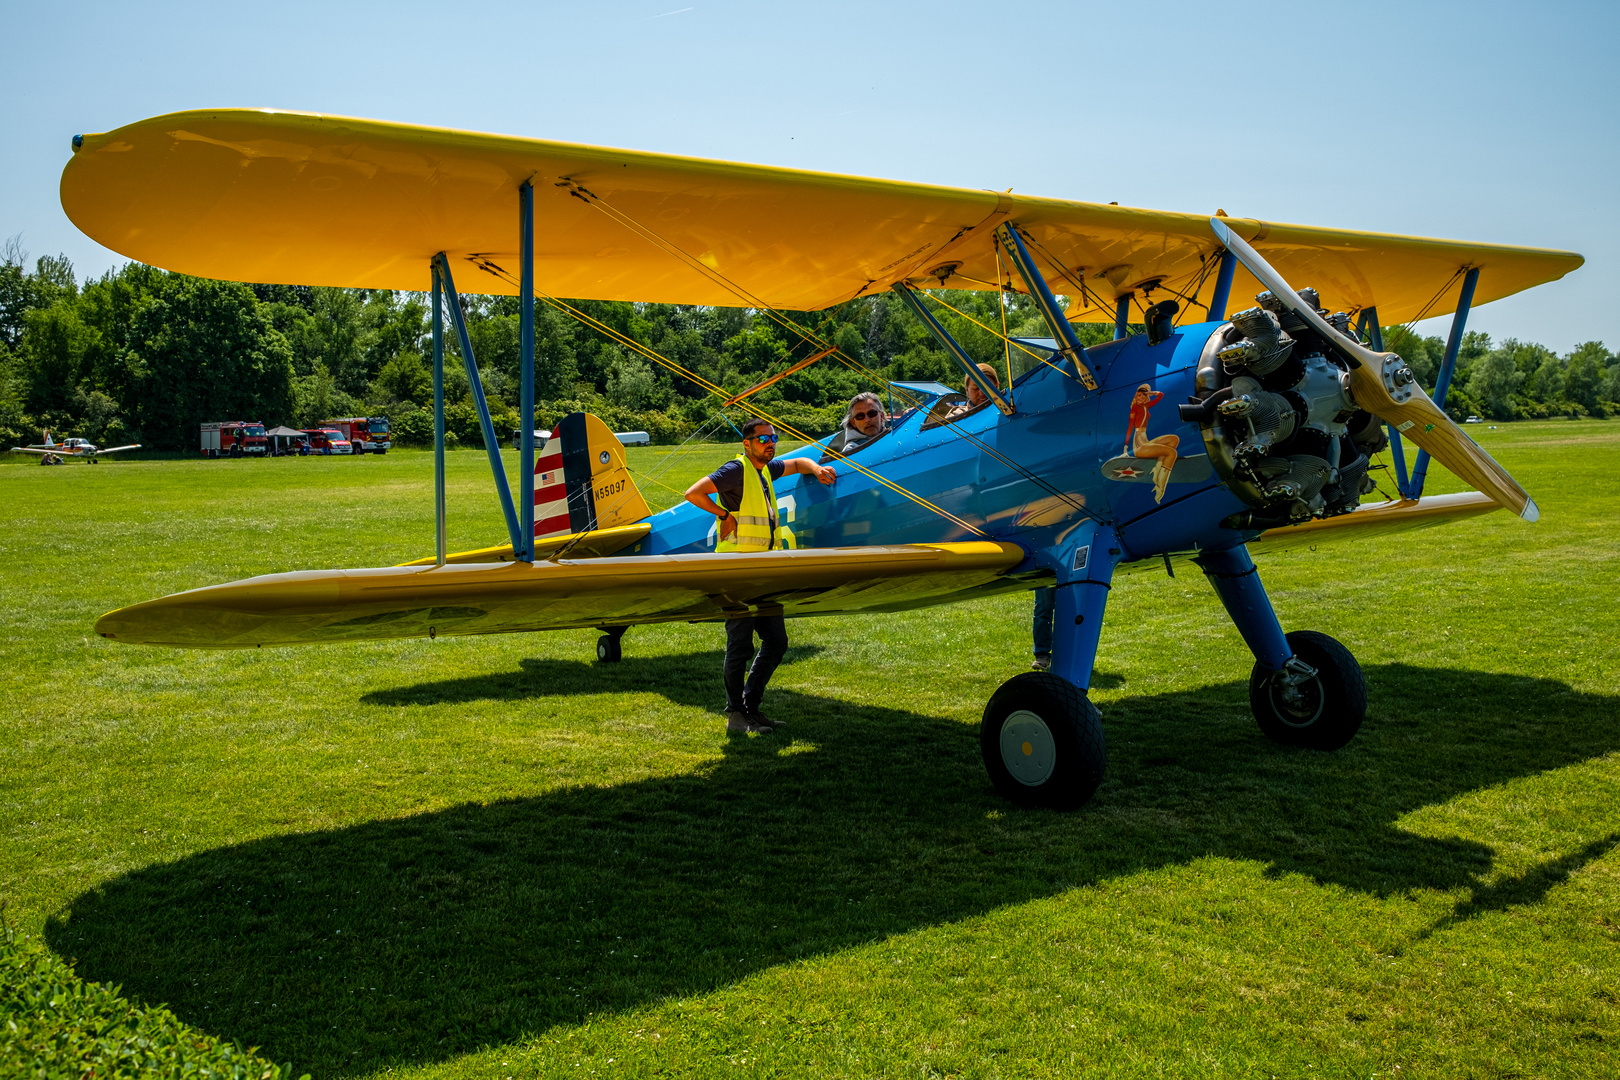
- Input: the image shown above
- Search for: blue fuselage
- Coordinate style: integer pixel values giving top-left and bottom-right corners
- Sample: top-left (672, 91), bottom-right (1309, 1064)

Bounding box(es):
top-left (633, 321), bottom-right (1255, 570)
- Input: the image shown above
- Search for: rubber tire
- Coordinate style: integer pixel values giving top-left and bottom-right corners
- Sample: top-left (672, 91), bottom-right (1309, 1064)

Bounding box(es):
top-left (1249, 630), bottom-right (1366, 750)
top-left (596, 634), bottom-right (622, 663)
top-left (981, 671), bottom-right (1107, 810)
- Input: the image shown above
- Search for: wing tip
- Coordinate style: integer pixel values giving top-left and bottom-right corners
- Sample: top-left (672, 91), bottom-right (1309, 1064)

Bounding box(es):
top-left (1519, 496), bottom-right (1540, 523)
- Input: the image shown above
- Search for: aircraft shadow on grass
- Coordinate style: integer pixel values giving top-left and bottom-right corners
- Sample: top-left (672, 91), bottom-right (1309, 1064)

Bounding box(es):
top-left (49, 662), bottom-right (1620, 1078)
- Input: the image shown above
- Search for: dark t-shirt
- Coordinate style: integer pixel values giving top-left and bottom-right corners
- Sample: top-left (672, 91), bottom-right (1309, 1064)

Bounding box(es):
top-left (708, 458), bottom-right (786, 514)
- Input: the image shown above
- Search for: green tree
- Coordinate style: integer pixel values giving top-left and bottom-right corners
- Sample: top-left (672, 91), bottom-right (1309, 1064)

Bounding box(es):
top-left (310, 287), bottom-right (369, 395)
top-left (1527, 355), bottom-right (1564, 404)
top-left (292, 362), bottom-right (361, 427)
top-left (373, 351), bottom-right (433, 406)
top-left (19, 301), bottom-right (96, 416)
top-left (1464, 349), bottom-right (1524, 420)
top-left (122, 277), bottom-right (297, 448)
top-left (605, 354), bottom-right (667, 411)
top-left (1563, 342), bottom-right (1610, 413)
top-left (1600, 365), bottom-right (1620, 407)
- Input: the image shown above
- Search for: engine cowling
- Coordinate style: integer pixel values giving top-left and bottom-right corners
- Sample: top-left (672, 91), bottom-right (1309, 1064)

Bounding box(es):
top-left (1182, 288), bottom-right (1386, 529)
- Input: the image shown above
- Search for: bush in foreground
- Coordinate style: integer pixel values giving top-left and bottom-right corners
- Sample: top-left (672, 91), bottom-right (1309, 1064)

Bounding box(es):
top-left (0, 925), bottom-right (303, 1080)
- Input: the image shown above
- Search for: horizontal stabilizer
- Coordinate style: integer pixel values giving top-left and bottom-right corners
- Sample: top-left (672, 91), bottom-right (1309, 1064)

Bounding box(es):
top-left (398, 523), bottom-right (650, 566)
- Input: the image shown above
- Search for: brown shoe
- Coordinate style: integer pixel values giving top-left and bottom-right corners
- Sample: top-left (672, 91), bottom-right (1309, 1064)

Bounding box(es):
top-left (725, 710), bottom-right (774, 735)
top-left (744, 710), bottom-right (785, 730)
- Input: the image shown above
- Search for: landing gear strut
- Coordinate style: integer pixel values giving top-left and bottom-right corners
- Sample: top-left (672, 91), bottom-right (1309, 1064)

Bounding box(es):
top-left (981, 527), bottom-right (1119, 810)
top-left (1196, 545), bottom-right (1367, 752)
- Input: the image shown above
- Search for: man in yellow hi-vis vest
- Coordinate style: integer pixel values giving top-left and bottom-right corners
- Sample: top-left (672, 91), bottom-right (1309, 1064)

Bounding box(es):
top-left (684, 418), bottom-right (837, 734)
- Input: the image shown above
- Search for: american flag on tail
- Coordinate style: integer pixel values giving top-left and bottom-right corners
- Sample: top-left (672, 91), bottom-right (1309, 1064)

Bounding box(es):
top-left (533, 444), bottom-right (573, 539)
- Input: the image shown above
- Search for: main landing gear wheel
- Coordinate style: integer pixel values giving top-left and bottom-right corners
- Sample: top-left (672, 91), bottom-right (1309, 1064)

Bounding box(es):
top-left (1249, 630), bottom-right (1366, 750)
top-left (595, 630), bottom-right (624, 663)
top-left (981, 672), bottom-right (1107, 810)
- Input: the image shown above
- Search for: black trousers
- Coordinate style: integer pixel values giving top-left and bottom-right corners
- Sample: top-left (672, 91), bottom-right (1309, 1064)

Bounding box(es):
top-left (723, 614), bottom-right (788, 712)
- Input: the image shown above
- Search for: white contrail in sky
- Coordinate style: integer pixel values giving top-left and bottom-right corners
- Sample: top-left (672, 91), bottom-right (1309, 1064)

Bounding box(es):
top-left (648, 6), bottom-right (693, 17)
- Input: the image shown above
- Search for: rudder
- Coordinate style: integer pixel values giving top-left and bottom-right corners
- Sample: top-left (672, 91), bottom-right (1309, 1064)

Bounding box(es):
top-left (534, 412), bottom-right (652, 540)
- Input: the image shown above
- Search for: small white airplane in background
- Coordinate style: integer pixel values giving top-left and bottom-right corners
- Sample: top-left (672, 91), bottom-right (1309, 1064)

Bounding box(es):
top-left (12, 431), bottom-right (141, 463)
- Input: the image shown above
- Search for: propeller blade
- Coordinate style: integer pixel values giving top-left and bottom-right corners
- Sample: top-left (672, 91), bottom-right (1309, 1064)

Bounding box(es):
top-left (1209, 219), bottom-right (1537, 522)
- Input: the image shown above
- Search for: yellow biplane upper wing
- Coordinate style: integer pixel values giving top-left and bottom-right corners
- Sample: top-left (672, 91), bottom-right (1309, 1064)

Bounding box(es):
top-left (94, 542), bottom-right (1029, 648)
top-left (61, 109), bottom-right (1581, 324)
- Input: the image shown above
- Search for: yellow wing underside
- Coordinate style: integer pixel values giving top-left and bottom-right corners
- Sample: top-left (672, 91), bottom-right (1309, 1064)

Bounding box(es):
top-left (94, 495), bottom-right (1500, 650)
top-left (1118, 492), bottom-right (1506, 577)
top-left (62, 110), bottom-right (1581, 324)
top-left (95, 542), bottom-right (1030, 649)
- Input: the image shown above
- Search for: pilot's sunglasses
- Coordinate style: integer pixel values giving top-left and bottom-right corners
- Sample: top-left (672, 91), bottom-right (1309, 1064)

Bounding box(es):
top-left (852, 409), bottom-right (882, 421)
top-left (751, 433), bottom-right (779, 444)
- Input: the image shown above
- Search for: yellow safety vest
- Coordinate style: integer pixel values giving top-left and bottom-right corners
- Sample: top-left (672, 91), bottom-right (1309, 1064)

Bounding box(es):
top-left (716, 454), bottom-right (778, 553)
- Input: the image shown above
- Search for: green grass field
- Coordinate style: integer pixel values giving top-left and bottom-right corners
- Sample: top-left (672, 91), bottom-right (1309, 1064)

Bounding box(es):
top-left (3, 422), bottom-right (1618, 1078)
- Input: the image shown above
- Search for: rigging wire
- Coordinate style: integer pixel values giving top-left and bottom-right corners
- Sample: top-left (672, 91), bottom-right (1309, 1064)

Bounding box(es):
top-left (994, 241), bottom-right (1013, 392)
top-left (470, 256), bottom-right (1102, 538)
top-left (519, 288), bottom-right (988, 537)
top-left (553, 181), bottom-right (934, 414)
top-left (477, 190), bottom-right (1113, 534)
top-left (917, 289), bottom-right (1088, 387)
top-left (1380, 267), bottom-right (1467, 354)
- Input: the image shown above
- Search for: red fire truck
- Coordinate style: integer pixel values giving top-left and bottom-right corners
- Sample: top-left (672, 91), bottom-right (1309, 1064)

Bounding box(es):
top-left (200, 421), bottom-right (268, 457)
top-left (300, 427), bottom-right (353, 454)
top-left (321, 416), bottom-right (391, 454)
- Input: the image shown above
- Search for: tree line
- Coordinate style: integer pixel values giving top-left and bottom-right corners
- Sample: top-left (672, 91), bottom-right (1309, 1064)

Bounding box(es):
top-left (2, 238), bottom-right (1614, 452)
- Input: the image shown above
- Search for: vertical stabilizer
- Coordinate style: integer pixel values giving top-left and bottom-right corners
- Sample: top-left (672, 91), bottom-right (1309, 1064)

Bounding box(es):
top-left (534, 412), bottom-right (651, 539)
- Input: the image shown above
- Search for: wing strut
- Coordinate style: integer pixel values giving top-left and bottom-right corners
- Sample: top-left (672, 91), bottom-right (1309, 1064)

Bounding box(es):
top-left (432, 254), bottom-right (524, 557)
top-left (1409, 266), bottom-right (1479, 499)
top-left (993, 225), bottom-right (1098, 390)
top-left (519, 179), bottom-right (536, 562)
top-left (889, 283), bottom-right (1015, 415)
top-left (1354, 306), bottom-right (1414, 498)
top-left (431, 260), bottom-right (447, 565)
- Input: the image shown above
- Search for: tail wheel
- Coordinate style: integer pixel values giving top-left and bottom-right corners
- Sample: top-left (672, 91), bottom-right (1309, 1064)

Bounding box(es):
top-left (1249, 630), bottom-right (1366, 750)
top-left (596, 634), bottom-right (622, 663)
top-left (980, 672), bottom-right (1107, 810)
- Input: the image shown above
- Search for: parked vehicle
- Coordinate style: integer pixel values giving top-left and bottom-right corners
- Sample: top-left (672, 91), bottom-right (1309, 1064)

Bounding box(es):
top-left (201, 421), bottom-right (267, 457)
top-left (301, 427), bottom-right (353, 454)
top-left (322, 416), bottom-right (391, 454)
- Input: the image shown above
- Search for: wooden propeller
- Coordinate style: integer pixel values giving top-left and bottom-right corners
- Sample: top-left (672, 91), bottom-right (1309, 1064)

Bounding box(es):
top-left (1211, 219), bottom-right (1537, 522)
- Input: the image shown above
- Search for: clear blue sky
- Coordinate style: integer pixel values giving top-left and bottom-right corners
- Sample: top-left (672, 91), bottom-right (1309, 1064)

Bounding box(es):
top-left (5, 0), bottom-right (1614, 352)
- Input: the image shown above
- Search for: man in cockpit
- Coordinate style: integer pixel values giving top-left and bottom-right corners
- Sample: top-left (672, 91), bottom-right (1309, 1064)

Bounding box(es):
top-left (945, 364), bottom-right (1000, 420)
top-left (819, 391), bottom-right (888, 463)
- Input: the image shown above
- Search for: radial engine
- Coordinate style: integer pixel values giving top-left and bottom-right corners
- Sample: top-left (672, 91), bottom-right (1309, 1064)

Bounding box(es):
top-left (1181, 288), bottom-right (1392, 529)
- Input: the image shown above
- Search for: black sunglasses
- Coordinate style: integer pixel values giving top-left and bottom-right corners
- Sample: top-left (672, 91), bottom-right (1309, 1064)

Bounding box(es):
top-left (852, 409), bottom-right (883, 421)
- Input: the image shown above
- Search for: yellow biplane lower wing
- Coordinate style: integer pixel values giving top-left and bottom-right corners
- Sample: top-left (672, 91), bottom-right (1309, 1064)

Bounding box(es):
top-left (95, 542), bottom-right (1028, 649)
top-left (1116, 492), bottom-right (1504, 576)
top-left (1246, 492), bottom-right (1502, 556)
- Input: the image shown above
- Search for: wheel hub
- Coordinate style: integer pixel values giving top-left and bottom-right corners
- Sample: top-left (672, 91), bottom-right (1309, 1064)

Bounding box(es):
top-left (1269, 672), bottom-right (1325, 726)
top-left (999, 710), bottom-right (1057, 786)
